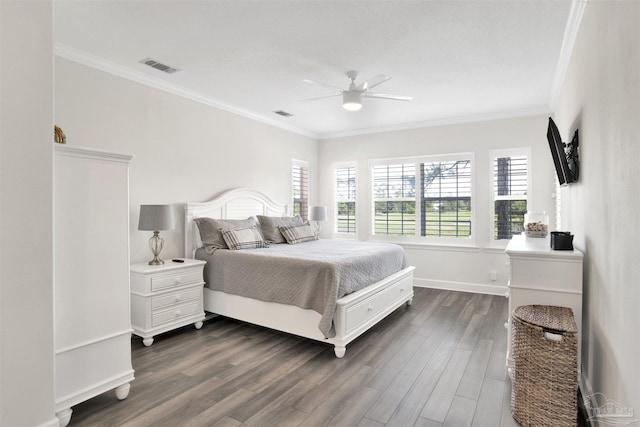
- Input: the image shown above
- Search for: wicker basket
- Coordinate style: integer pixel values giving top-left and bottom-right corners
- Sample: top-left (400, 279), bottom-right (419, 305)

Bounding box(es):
top-left (511, 305), bottom-right (578, 427)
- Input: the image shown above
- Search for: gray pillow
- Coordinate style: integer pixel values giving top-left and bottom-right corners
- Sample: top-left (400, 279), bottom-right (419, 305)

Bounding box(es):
top-left (257, 215), bottom-right (303, 243)
top-left (194, 217), bottom-right (258, 251)
top-left (279, 223), bottom-right (318, 245)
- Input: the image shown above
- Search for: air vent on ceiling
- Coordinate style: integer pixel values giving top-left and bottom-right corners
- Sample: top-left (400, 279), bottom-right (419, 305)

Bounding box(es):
top-left (274, 110), bottom-right (293, 117)
top-left (140, 58), bottom-right (180, 74)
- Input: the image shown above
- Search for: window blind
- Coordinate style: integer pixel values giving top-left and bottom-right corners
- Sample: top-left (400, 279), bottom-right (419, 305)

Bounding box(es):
top-left (493, 156), bottom-right (528, 239)
top-left (335, 166), bottom-right (356, 234)
top-left (372, 163), bottom-right (416, 236)
top-left (421, 160), bottom-right (472, 238)
top-left (292, 164), bottom-right (309, 221)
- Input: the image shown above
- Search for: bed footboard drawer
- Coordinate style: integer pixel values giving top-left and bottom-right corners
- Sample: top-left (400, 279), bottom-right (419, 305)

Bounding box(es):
top-left (343, 278), bottom-right (412, 333)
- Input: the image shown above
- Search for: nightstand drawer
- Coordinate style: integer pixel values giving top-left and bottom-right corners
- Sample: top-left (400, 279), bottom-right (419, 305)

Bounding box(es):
top-left (152, 288), bottom-right (201, 310)
top-left (151, 270), bottom-right (202, 291)
top-left (152, 301), bottom-right (201, 327)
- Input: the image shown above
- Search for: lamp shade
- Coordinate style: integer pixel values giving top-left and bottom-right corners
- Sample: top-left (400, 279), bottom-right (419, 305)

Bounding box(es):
top-left (309, 206), bottom-right (327, 222)
top-left (138, 205), bottom-right (175, 231)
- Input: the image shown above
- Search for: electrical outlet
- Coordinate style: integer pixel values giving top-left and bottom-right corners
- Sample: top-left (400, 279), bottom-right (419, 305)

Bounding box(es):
top-left (490, 270), bottom-right (498, 281)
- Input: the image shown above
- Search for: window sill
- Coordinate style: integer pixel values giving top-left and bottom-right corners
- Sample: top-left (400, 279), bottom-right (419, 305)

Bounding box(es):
top-left (393, 241), bottom-right (481, 253)
top-left (370, 240), bottom-right (511, 254)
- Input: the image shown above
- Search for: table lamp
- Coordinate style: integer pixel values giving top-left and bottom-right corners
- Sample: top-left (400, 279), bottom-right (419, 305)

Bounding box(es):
top-left (138, 204), bottom-right (175, 265)
top-left (309, 206), bottom-right (327, 235)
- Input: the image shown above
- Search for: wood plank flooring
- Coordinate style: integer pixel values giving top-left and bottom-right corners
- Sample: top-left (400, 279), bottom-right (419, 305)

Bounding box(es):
top-left (67, 288), bottom-right (578, 426)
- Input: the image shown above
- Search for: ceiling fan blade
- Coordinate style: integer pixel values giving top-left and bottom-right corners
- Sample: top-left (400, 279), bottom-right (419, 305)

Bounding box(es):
top-left (357, 74), bottom-right (391, 91)
top-left (302, 78), bottom-right (344, 93)
top-left (362, 92), bottom-right (413, 101)
top-left (302, 94), bottom-right (342, 102)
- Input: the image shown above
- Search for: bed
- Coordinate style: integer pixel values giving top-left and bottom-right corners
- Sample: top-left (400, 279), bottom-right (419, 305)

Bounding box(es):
top-left (184, 188), bottom-right (415, 358)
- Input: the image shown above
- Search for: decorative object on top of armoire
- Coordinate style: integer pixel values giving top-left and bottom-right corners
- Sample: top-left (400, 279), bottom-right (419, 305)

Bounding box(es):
top-left (54, 145), bottom-right (134, 427)
top-left (54, 125), bottom-right (66, 144)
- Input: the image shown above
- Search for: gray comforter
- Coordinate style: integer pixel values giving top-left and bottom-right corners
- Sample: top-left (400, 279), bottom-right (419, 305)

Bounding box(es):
top-left (195, 240), bottom-right (409, 338)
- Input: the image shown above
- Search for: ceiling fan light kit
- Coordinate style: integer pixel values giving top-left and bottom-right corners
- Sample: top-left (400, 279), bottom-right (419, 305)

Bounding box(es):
top-left (304, 71), bottom-right (413, 112)
top-left (342, 91), bottom-right (363, 111)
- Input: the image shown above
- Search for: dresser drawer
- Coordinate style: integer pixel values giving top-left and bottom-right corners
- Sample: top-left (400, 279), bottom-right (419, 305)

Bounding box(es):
top-left (151, 287), bottom-right (201, 310)
top-left (152, 301), bottom-right (201, 327)
top-left (151, 270), bottom-right (202, 292)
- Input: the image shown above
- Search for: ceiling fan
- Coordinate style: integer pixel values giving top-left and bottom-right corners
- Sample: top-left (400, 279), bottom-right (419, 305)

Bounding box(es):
top-left (303, 71), bottom-right (413, 111)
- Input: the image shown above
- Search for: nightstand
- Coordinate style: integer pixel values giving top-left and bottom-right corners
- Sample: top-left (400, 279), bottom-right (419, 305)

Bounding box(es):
top-left (130, 258), bottom-right (206, 346)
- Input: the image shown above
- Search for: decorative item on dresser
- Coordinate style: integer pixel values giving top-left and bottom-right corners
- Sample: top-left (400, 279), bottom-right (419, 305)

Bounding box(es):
top-left (130, 258), bottom-right (206, 346)
top-left (54, 145), bottom-right (134, 427)
top-left (504, 234), bottom-right (584, 378)
top-left (138, 204), bottom-right (175, 265)
top-left (185, 188), bottom-right (415, 358)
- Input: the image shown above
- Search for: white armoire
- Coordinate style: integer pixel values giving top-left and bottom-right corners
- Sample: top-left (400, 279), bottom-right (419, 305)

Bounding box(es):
top-left (54, 146), bottom-right (134, 426)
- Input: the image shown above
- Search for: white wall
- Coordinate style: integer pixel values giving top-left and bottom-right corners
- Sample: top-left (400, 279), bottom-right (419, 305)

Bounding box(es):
top-left (0, 1), bottom-right (57, 426)
top-left (55, 58), bottom-right (318, 263)
top-left (318, 115), bottom-right (557, 294)
top-left (553, 0), bottom-right (639, 418)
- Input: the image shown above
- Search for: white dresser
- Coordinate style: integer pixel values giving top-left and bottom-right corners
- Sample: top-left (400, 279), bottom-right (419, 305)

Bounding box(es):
top-left (130, 258), bottom-right (206, 346)
top-left (54, 146), bottom-right (134, 426)
top-left (505, 235), bottom-right (583, 375)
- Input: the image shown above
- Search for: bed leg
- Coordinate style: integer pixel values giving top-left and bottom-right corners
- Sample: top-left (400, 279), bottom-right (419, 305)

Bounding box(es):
top-left (334, 346), bottom-right (346, 358)
top-left (194, 321), bottom-right (203, 329)
top-left (406, 298), bottom-right (413, 306)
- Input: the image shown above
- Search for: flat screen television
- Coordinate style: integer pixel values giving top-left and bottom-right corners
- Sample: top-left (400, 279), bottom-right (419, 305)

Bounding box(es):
top-left (547, 117), bottom-right (579, 185)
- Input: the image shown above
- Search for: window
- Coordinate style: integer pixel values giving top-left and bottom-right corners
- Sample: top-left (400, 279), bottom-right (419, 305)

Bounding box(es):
top-left (492, 150), bottom-right (529, 240)
top-left (334, 165), bottom-right (356, 234)
top-left (292, 161), bottom-right (309, 221)
top-left (372, 163), bottom-right (416, 236)
top-left (421, 160), bottom-right (472, 238)
top-left (372, 154), bottom-right (473, 240)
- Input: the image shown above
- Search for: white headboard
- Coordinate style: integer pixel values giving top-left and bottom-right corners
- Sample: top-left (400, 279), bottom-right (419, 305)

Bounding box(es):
top-left (184, 188), bottom-right (289, 257)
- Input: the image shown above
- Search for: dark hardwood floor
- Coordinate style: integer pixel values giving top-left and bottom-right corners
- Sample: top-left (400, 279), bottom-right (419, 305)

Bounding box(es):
top-left (68, 288), bottom-right (574, 426)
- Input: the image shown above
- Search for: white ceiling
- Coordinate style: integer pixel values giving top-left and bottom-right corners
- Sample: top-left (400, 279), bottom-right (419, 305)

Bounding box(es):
top-left (54, 1), bottom-right (575, 139)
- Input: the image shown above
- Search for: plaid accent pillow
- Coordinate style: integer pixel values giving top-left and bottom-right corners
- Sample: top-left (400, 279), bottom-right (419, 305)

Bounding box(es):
top-left (279, 223), bottom-right (318, 245)
top-left (220, 226), bottom-right (269, 250)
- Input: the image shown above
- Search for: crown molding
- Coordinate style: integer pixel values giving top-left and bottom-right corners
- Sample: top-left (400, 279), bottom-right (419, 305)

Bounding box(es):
top-left (54, 43), bottom-right (318, 140)
top-left (549, 0), bottom-right (588, 111)
top-left (318, 106), bottom-right (551, 140)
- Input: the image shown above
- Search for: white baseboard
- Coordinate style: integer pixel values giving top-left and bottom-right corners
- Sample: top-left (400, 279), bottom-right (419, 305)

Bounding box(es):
top-left (414, 278), bottom-right (507, 296)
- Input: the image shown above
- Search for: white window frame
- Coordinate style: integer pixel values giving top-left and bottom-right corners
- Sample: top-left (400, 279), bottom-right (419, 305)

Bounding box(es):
top-left (370, 153), bottom-right (475, 245)
top-left (333, 162), bottom-right (357, 236)
top-left (489, 148), bottom-right (531, 245)
top-left (291, 159), bottom-right (309, 221)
